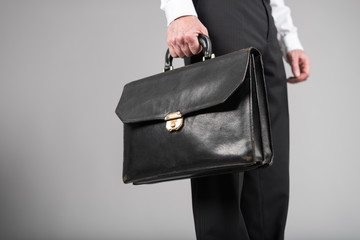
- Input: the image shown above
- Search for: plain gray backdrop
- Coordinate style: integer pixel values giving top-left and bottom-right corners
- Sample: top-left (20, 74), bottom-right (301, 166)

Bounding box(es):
top-left (1, 0), bottom-right (359, 239)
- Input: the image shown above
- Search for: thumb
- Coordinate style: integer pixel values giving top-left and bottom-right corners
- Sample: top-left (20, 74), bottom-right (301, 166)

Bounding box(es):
top-left (290, 56), bottom-right (300, 77)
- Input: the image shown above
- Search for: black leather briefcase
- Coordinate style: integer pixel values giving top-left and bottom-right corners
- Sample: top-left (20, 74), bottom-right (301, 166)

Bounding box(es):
top-left (115, 34), bottom-right (273, 185)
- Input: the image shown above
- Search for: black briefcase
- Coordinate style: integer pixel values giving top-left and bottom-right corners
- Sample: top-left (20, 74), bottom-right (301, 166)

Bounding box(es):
top-left (115, 34), bottom-right (273, 185)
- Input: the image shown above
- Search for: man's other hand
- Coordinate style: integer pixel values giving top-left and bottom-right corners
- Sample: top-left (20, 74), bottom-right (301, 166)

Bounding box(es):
top-left (167, 15), bottom-right (208, 58)
top-left (286, 49), bottom-right (310, 83)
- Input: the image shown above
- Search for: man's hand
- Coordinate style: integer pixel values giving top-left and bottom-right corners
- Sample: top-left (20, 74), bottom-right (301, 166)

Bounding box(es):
top-left (286, 49), bottom-right (310, 84)
top-left (167, 15), bottom-right (208, 58)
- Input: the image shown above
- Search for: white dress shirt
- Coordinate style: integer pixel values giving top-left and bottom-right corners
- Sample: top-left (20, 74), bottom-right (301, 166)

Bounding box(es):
top-left (160, 0), bottom-right (303, 57)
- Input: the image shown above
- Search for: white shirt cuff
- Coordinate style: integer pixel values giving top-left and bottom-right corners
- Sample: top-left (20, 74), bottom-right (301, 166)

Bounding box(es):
top-left (282, 32), bottom-right (304, 53)
top-left (160, 0), bottom-right (198, 26)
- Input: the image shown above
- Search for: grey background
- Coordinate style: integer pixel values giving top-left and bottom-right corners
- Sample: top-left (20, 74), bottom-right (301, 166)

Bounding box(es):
top-left (0, 0), bottom-right (359, 239)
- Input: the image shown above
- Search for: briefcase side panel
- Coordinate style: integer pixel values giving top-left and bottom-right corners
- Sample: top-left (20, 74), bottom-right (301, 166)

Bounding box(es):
top-left (249, 57), bottom-right (264, 164)
top-left (252, 54), bottom-right (274, 165)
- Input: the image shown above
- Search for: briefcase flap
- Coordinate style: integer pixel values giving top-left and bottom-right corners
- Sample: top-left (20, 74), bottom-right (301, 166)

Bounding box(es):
top-left (116, 48), bottom-right (257, 124)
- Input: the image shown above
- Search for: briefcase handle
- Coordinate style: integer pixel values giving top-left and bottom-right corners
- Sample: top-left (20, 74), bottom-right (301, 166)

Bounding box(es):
top-left (164, 34), bottom-right (215, 72)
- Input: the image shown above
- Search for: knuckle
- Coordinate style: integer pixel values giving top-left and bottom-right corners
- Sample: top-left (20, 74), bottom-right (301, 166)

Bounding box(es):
top-left (184, 33), bottom-right (193, 42)
top-left (175, 36), bottom-right (184, 44)
top-left (201, 26), bottom-right (208, 34)
top-left (167, 38), bottom-right (175, 46)
top-left (291, 61), bottom-right (298, 67)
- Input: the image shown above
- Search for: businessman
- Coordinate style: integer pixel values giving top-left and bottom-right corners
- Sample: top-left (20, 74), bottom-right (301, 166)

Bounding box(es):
top-left (161, 0), bottom-right (310, 239)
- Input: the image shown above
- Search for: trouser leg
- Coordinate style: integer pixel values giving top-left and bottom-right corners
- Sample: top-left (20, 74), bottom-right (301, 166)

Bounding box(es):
top-left (191, 173), bottom-right (250, 240)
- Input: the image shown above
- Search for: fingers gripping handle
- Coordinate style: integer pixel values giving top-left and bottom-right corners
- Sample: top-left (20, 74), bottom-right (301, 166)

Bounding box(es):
top-left (164, 34), bottom-right (214, 72)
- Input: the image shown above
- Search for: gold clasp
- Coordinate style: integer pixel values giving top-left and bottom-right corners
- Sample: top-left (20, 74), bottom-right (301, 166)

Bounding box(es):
top-left (165, 111), bottom-right (183, 132)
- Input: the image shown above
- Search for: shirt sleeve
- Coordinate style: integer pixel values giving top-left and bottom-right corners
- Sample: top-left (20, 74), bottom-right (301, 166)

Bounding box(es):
top-left (160, 0), bottom-right (303, 57)
top-left (270, 0), bottom-right (304, 57)
top-left (160, 0), bottom-right (198, 26)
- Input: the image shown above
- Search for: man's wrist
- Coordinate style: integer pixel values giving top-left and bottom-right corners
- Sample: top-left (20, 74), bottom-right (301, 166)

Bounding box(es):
top-left (170, 15), bottom-right (197, 25)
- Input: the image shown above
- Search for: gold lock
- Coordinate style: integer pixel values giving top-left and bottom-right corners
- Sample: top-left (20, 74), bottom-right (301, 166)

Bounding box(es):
top-left (165, 111), bottom-right (183, 132)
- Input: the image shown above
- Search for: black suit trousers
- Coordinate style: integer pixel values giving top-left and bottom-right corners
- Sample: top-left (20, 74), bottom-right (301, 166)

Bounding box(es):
top-left (184, 0), bottom-right (290, 239)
